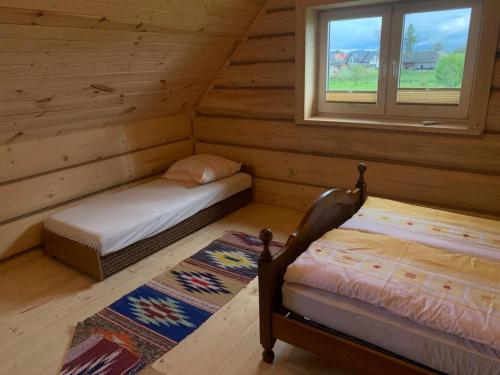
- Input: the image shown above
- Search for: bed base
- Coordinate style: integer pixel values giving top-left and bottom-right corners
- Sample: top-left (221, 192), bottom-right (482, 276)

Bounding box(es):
top-left (258, 163), bottom-right (438, 374)
top-left (44, 188), bottom-right (252, 281)
top-left (274, 313), bottom-right (443, 374)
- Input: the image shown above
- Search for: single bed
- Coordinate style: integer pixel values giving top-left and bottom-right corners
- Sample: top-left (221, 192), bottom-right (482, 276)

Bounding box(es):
top-left (44, 172), bottom-right (252, 280)
top-left (258, 163), bottom-right (500, 375)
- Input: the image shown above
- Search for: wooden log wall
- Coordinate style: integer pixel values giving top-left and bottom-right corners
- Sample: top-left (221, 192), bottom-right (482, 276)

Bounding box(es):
top-left (195, 0), bottom-right (500, 215)
top-left (0, 0), bottom-right (266, 142)
top-left (0, 0), bottom-right (266, 260)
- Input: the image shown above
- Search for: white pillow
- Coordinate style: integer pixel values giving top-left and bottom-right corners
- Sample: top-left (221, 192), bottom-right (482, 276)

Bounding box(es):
top-left (162, 154), bottom-right (242, 184)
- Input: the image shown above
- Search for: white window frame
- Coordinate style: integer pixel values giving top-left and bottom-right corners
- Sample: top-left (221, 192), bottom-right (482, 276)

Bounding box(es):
top-left (295, 0), bottom-right (498, 135)
top-left (317, 6), bottom-right (391, 115)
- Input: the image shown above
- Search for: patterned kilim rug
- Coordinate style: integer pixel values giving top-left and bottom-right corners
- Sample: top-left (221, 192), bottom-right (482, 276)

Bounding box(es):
top-left (60, 231), bottom-right (283, 375)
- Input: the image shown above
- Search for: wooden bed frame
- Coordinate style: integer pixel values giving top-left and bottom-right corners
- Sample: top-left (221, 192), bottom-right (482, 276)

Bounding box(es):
top-left (258, 163), bottom-right (440, 375)
top-left (44, 188), bottom-right (252, 280)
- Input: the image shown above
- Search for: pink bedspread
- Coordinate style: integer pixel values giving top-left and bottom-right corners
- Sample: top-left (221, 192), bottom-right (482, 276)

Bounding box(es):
top-left (284, 228), bottom-right (500, 351)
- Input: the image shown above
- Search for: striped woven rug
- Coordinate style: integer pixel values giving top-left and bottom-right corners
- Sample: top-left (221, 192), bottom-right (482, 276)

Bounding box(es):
top-left (60, 231), bottom-right (283, 375)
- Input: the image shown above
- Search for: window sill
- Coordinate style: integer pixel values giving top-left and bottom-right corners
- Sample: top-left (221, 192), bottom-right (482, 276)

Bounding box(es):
top-left (298, 115), bottom-right (481, 135)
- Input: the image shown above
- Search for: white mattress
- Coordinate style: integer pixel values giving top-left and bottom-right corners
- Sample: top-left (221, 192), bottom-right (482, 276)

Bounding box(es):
top-left (44, 173), bottom-right (252, 256)
top-left (283, 282), bottom-right (500, 375)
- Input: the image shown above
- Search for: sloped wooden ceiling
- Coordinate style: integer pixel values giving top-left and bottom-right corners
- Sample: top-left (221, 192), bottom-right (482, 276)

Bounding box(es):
top-left (0, 0), bottom-right (265, 260)
top-left (0, 0), bottom-right (265, 142)
top-left (195, 0), bottom-right (500, 215)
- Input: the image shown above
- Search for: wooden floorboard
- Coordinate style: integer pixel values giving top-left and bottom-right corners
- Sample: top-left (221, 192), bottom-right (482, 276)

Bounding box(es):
top-left (0, 203), bottom-right (348, 375)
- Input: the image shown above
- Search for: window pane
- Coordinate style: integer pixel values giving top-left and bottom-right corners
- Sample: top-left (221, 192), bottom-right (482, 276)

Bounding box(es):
top-left (327, 16), bottom-right (382, 103)
top-left (398, 8), bottom-right (472, 105)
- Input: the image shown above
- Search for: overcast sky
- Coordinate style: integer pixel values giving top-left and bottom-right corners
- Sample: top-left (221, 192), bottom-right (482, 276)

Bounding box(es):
top-left (329, 8), bottom-right (471, 52)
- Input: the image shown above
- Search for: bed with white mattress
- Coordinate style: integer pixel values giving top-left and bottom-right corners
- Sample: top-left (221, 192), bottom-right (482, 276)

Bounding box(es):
top-left (257, 163), bottom-right (500, 375)
top-left (43, 173), bottom-right (252, 280)
top-left (282, 283), bottom-right (500, 375)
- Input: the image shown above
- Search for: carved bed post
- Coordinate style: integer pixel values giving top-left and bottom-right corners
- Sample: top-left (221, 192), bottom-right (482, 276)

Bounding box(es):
top-left (257, 163), bottom-right (368, 365)
top-left (355, 162), bottom-right (367, 208)
top-left (258, 228), bottom-right (277, 363)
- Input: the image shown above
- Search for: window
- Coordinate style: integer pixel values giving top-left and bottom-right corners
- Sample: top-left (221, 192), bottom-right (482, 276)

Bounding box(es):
top-left (296, 0), bottom-right (496, 134)
top-left (395, 8), bottom-right (472, 107)
top-left (318, 7), bottom-right (391, 115)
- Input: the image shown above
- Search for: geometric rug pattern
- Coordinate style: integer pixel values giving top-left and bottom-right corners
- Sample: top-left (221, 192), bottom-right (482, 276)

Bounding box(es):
top-left (61, 231), bottom-right (283, 374)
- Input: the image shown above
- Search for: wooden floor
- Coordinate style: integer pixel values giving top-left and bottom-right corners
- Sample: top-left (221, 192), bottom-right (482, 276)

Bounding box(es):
top-left (0, 203), bottom-right (349, 375)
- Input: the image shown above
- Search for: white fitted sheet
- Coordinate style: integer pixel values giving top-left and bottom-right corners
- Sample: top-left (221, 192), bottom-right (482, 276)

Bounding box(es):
top-left (283, 282), bottom-right (500, 375)
top-left (44, 173), bottom-right (252, 256)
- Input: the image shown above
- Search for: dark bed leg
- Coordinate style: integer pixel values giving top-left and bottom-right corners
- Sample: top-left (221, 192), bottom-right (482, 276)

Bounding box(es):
top-left (259, 228), bottom-right (277, 363)
top-left (262, 347), bottom-right (275, 363)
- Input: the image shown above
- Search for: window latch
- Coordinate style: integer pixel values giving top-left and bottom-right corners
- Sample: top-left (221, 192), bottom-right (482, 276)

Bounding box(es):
top-left (422, 120), bottom-right (442, 126)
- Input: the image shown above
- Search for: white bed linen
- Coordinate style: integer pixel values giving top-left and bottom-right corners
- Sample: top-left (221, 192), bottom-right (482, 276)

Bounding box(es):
top-left (340, 198), bottom-right (500, 262)
top-left (283, 282), bottom-right (500, 375)
top-left (44, 173), bottom-right (251, 255)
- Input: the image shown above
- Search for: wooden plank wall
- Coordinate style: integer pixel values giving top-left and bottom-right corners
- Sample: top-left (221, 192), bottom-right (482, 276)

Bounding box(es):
top-left (195, 0), bottom-right (500, 215)
top-left (0, 0), bottom-right (265, 142)
top-left (0, 0), bottom-right (267, 259)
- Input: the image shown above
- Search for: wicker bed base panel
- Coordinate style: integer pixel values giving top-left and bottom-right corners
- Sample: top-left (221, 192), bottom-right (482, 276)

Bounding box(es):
top-left (44, 188), bottom-right (252, 280)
